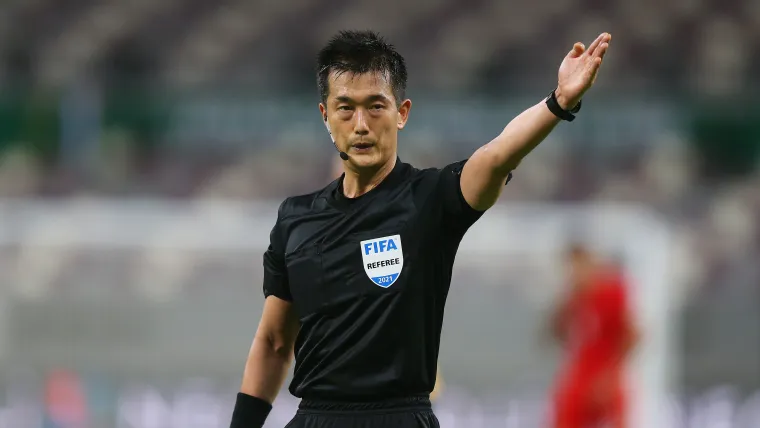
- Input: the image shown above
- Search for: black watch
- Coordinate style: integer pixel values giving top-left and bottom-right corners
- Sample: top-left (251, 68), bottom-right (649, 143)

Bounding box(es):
top-left (545, 90), bottom-right (581, 122)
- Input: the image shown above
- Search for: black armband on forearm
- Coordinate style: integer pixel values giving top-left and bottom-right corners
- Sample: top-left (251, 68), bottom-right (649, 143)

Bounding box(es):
top-left (230, 392), bottom-right (272, 428)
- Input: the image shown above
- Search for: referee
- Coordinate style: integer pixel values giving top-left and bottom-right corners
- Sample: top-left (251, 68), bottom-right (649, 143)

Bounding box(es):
top-left (231, 30), bottom-right (611, 428)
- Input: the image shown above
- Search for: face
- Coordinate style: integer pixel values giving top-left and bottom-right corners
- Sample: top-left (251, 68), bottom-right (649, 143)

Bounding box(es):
top-left (566, 247), bottom-right (595, 289)
top-left (320, 71), bottom-right (411, 170)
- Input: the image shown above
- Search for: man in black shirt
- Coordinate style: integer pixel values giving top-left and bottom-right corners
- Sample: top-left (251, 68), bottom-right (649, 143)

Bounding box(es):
top-left (231, 30), bottom-right (611, 428)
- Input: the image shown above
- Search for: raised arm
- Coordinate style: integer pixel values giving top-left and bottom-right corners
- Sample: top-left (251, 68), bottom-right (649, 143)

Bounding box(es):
top-left (460, 33), bottom-right (611, 211)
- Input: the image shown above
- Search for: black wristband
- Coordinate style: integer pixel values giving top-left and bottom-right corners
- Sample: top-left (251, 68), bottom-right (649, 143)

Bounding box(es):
top-left (230, 393), bottom-right (272, 428)
top-left (545, 90), bottom-right (581, 122)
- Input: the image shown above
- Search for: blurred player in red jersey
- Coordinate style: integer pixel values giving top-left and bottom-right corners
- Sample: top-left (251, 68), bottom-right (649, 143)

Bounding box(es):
top-left (549, 244), bottom-right (639, 428)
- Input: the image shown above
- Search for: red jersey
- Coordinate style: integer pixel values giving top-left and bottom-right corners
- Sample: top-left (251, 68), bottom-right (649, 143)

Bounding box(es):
top-left (552, 267), bottom-right (632, 427)
top-left (559, 268), bottom-right (630, 383)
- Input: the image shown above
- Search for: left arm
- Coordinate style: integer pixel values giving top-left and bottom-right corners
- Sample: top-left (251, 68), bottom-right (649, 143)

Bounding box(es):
top-left (619, 322), bottom-right (639, 367)
top-left (608, 272), bottom-right (640, 366)
top-left (549, 296), bottom-right (570, 345)
top-left (461, 33), bottom-right (611, 211)
top-left (430, 367), bottom-right (444, 401)
top-left (614, 303), bottom-right (640, 366)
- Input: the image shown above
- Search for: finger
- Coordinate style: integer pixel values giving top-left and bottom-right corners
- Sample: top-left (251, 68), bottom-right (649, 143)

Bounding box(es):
top-left (587, 56), bottom-right (603, 77)
top-left (567, 42), bottom-right (585, 58)
top-left (595, 42), bottom-right (609, 59)
top-left (587, 32), bottom-right (610, 56)
top-left (586, 32), bottom-right (608, 55)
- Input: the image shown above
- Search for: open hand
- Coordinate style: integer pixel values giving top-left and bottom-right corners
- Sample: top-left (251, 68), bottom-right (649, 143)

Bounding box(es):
top-left (555, 32), bottom-right (611, 110)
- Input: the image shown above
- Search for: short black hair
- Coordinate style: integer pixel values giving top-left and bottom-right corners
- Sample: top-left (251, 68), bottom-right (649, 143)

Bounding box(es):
top-left (317, 30), bottom-right (407, 105)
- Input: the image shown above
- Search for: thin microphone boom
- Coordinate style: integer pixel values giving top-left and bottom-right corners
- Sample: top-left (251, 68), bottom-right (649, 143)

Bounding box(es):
top-left (326, 120), bottom-right (348, 160)
top-left (333, 139), bottom-right (348, 160)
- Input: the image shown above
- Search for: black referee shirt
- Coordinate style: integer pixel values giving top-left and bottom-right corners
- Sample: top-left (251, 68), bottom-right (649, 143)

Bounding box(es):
top-left (263, 158), bottom-right (508, 401)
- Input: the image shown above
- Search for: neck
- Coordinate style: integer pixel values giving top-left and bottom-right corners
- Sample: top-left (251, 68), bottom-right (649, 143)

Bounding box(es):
top-left (342, 157), bottom-right (396, 198)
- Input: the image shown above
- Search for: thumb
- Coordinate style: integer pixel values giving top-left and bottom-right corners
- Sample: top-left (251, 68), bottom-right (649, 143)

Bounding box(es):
top-left (567, 42), bottom-right (585, 58)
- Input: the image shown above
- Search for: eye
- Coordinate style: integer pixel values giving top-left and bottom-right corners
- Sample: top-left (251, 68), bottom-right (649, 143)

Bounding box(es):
top-left (337, 105), bottom-right (352, 111)
top-left (371, 104), bottom-right (384, 110)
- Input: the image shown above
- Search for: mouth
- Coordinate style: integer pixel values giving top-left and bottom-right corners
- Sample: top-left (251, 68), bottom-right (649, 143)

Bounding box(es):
top-left (351, 142), bottom-right (375, 152)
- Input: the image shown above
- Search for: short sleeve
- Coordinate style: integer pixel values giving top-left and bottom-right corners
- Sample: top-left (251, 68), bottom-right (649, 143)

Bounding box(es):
top-left (436, 159), bottom-right (512, 235)
top-left (262, 204), bottom-right (291, 301)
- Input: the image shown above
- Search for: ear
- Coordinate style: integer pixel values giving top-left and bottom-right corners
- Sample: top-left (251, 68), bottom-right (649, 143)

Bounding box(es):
top-left (397, 99), bottom-right (412, 130)
top-left (319, 103), bottom-right (332, 136)
top-left (319, 103), bottom-right (330, 133)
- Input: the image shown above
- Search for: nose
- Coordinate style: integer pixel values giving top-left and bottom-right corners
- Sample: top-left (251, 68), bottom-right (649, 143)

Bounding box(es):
top-left (353, 109), bottom-right (369, 136)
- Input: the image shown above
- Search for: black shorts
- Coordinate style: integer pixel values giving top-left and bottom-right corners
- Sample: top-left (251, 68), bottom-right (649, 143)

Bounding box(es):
top-left (284, 396), bottom-right (439, 428)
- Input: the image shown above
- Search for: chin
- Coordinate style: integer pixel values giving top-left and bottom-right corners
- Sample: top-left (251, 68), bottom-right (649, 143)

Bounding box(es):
top-left (350, 151), bottom-right (389, 169)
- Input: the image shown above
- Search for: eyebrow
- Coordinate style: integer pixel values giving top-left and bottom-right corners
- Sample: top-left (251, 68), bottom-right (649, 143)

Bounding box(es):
top-left (335, 94), bottom-right (392, 104)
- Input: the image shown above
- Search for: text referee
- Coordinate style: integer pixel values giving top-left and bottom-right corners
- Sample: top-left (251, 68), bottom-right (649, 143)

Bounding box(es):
top-left (230, 30), bottom-right (611, 428)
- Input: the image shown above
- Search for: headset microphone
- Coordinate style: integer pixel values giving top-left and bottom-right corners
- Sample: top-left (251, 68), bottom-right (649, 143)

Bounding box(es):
top-left (325, 119), bottom-right (349, 160)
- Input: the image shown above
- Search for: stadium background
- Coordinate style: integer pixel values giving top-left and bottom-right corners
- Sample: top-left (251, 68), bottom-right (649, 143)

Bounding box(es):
top-left (0, 0), bottom-right (759, 426)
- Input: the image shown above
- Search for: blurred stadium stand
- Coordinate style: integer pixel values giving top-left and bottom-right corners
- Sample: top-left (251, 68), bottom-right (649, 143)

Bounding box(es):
top-left (0, 0), bottom-right (756, 91)
top-left (0, 0), bottom-right (759, 426)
